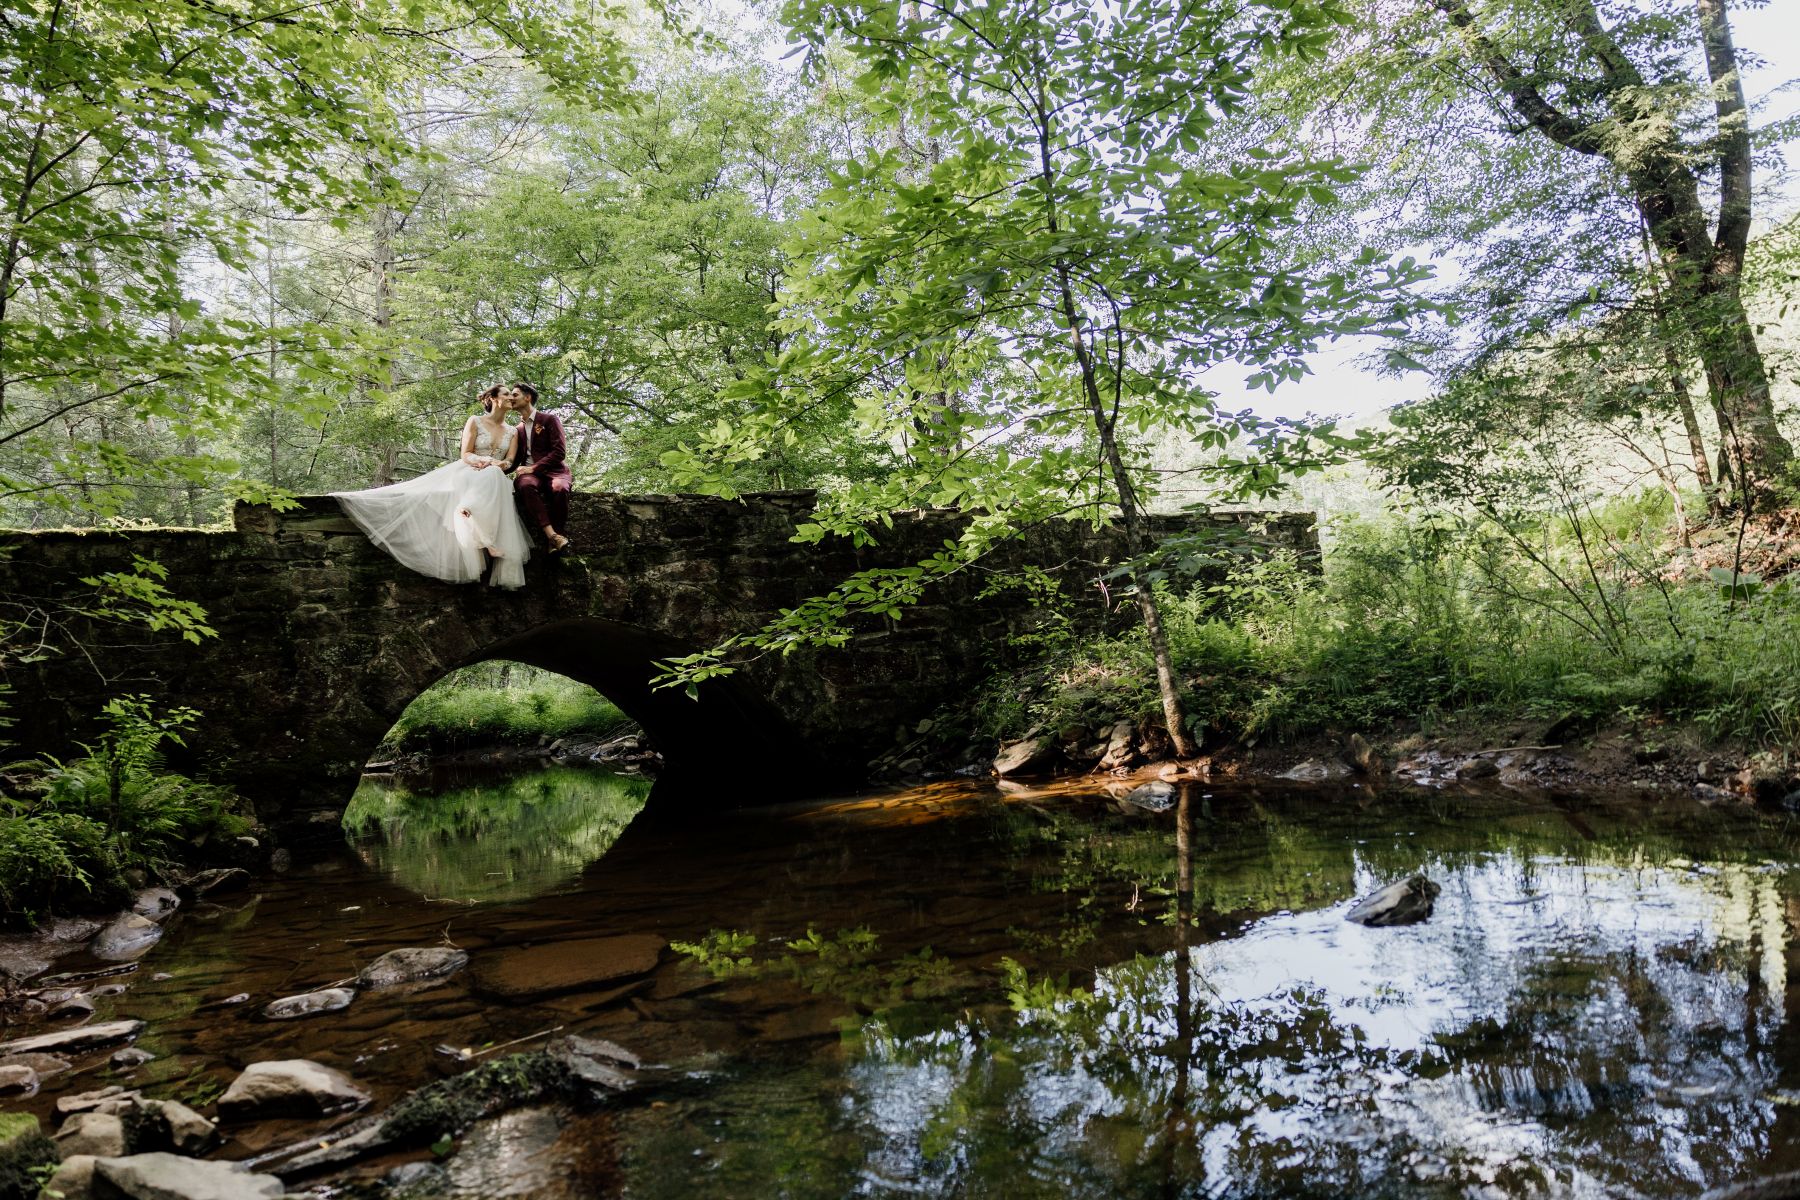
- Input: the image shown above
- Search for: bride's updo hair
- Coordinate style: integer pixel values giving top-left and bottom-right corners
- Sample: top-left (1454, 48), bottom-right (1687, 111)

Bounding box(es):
top-left (477, 384), bottom-right (504, 414)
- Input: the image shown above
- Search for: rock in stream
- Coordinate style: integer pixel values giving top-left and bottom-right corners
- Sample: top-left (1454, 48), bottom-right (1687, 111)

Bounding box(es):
top-left (1345, 874), bottom-right (1441, 927)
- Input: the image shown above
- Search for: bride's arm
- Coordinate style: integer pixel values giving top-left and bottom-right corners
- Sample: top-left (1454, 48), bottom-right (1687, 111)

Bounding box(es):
top-left (459, 418), bottom-right (492, 469)
top-left (498, 427), bottom-right (521, 474)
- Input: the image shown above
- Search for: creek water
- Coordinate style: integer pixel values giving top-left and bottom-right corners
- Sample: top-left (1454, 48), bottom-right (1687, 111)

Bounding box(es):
top-left (13, 762), bottom-right (1800, 1197)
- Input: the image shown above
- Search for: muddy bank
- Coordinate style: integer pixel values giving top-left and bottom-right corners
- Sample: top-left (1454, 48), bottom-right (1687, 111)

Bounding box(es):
top-left (876, 708), bottom-right (1782, 808)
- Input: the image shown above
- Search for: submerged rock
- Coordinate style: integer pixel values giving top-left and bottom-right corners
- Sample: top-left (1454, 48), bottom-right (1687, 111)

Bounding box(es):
top-left (0, 1019), bottom-right (144, 1057)
top-left (472, 935), bottom-right (665, 1001)
top-left (1345, 875), bottom-right (1441, 927)
top-left (1121, 781), bottom-right (1177, 812)
top-left (94, 1152), bottom-right (284, 1200)
top-left (357, 946), bottom-right (469, 990)
top-left (179, 868), bottom-right (250, 900)
top-left (262, 987), bottom-right (355, 1020)
top-left (91, 914), bottom-right (163, 962)
top-left (111, 1047), bottom-right (155, 1070)
top-left (217, 1059), bottom-right (371, 1121)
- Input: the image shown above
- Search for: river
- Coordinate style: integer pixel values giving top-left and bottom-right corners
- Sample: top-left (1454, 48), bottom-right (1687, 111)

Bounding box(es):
top-left (11, 762), bottom-right (1800, 1197)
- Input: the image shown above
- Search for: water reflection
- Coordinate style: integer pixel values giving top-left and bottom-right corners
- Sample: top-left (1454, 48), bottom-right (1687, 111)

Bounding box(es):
top-left (618, 785), bottom-right (1800, 1198)
top-left (343, 763), bottom-right (649, 903)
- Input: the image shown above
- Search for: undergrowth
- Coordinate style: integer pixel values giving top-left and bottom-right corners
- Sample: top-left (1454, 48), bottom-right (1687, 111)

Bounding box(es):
top-left (975, 506), bottom-right (1800, 756)
top-left (0, 697), bottom-right (249, 925)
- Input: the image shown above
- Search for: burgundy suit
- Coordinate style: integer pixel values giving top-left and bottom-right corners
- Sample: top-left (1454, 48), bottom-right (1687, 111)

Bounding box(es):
top-left (514, 409), bottom-right (572, 537)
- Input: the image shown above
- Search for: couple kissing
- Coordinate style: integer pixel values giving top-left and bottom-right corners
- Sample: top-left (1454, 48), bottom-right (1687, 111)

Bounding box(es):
top-left (332, 381), bottom-right (573, 591)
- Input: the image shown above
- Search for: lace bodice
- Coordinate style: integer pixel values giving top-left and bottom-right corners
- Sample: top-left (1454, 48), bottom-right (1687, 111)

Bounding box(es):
top-left (471, 420), bottom-right (515, 459)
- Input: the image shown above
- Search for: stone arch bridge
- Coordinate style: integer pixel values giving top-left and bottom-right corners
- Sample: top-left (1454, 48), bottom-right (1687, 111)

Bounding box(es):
top-left (0, 493), bottom-right (1313, 830)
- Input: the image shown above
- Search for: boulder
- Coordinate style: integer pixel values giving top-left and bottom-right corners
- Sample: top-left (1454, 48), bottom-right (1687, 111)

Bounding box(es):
top-left (129, 1100), bottom-right (216, 1155)
top-left (1456, 756), bottom-right (1500, 781)
top-left (55, 1111), bottom-right (128, 1158)
top-left (472, 935), bottom-right (665, 1001)
top-left (0, 1063), bottom-right (36, 1096)
top-left (0, 1019), bottom-right (143, 1057)
top-left (90, 915), bottom-right (163, 962)
top-left (1345, 874), bottom-right (1441, 927)
top-left (1098, 721), bottom-right (1137, 770)
top-left (357, 947), bottom-right (470, 990)
top-left (992, 736), bottom-right (1056, 778)
top-left (111, 1048), bottom-right (155, 1069)
top-left (42, 1153), bottom-right (97, 1200)
top-left (261, 987), bottom-right (354, 1020)
top-left (1343, 733), bottom-right (1381, 775)
top-left (217, 1059), bottom-right (370, 1121)
top-left (93, 1152), bottom-right (285, 1200)
top-left (0, 943), bottom-right (51, 982)
top-left (1279, 758), bottom-right (1354, 783)
top-left (129, 889), bottom-right (180, 923)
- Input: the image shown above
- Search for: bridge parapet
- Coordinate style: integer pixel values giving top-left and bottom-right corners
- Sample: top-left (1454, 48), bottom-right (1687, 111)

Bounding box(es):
top-left (0, 493), bottom-right (1315, 826)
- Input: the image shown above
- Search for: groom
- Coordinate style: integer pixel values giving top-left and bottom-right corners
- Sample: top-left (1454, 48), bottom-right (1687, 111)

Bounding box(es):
top-left (508, 381), bottom-right (574, 554)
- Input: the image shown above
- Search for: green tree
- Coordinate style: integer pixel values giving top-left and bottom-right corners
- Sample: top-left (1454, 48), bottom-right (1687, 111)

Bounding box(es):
top-left (1276, 0), bottom-right (1797, 499)
top-left (661, 0), bottom-right (1425, 752)
top-left (0, 0), bottom-right (639, 520)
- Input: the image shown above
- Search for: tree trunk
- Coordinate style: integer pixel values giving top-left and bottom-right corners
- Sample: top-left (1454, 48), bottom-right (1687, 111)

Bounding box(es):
top-left (1432, 0), bottom-right (1793, 496)
top-left (1033, 91), bottom-right (1197, 759)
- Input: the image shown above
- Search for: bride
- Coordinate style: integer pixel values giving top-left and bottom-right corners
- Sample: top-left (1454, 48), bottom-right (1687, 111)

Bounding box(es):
top-left (333, 385), bottom-right (533, 589)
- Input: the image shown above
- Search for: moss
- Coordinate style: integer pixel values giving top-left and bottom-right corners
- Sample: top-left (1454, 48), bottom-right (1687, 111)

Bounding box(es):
top-left (379, 1051), bottom-right (572, 1145)
top-left (0, 1114), bottom-right (55, 1200)
top-left (120, 1103), bottom-right (174, 1153)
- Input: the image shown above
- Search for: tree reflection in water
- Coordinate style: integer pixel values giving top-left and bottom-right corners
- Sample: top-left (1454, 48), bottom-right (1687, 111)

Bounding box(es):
top-left (635, 787), bottom-right (1800, 1198)
top-left (344, 764), bottom-right (649, 904)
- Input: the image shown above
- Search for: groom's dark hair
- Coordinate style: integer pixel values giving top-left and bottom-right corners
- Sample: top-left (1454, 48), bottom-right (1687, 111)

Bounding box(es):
top-left (512, 381), bottom-right (539, 404)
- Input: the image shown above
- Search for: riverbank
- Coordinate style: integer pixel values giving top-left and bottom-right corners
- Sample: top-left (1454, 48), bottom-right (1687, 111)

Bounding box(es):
top-left (877, 710), bottom-right (1776, 808)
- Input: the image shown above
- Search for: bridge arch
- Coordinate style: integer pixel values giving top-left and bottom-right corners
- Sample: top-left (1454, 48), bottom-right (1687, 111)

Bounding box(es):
top-left (0, 493), bottom-right (1315, 838)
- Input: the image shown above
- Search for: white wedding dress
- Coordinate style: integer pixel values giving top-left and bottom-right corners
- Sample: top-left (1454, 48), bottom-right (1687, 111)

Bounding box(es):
top-left (333, 421), bottom-right (532, 589)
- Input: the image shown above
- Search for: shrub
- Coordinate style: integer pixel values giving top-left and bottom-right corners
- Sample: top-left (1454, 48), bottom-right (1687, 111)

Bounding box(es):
top-left (977, 506), bottom-right (1800, 755)
top-left (0, 697), bottom-right (248, 925)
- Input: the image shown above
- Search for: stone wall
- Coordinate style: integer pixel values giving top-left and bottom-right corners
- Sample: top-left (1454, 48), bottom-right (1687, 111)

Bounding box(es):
top-left (0, 493), bottom-right (1315, 828)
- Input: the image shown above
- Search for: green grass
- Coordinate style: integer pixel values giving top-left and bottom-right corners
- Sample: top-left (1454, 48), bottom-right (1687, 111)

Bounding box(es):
top-left (382, 667), bottom-right (631, 754)
top-left (976, 508), bottom-right (1800, 757)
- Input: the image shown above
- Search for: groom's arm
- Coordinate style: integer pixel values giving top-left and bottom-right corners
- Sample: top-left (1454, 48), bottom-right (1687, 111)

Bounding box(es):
top-left (529, 413), bottom-right (567, 474)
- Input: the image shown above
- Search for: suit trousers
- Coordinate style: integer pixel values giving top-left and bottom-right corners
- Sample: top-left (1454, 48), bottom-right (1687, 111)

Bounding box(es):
top-left (515, 467), bottom-right (572, 536)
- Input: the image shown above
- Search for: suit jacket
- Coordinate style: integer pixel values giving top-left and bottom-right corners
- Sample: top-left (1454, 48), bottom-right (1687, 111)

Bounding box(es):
top-left (521, 410), bottom-right (570, 479)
